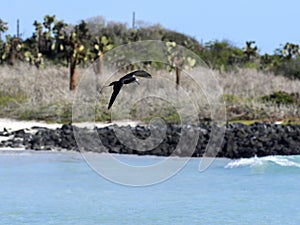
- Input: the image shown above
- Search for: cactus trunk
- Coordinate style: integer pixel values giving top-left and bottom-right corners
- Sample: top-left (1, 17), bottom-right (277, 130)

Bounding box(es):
top-left (94, 53), bottom-right (103, 92)
top-left (93, 53), bottom-right (103, 76)
top-left (70, 56), bottom-right (77, 91)
top-left (176, 67), bottom-right (181, 90)
top-left (10, 49), bottom-right (16, 66)
top-left (99, 52), bottom-right (103, 75)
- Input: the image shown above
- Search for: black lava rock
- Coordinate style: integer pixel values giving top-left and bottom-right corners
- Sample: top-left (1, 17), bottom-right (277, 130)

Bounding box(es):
top-left (0, 122), bottom-right (300, 159)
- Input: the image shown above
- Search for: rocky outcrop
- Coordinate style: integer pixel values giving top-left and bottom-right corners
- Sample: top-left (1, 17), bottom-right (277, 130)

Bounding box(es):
top-left (1, 122), bottom-right (300, 159)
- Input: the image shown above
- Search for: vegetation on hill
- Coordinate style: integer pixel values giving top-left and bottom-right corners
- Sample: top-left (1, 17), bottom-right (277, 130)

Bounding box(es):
top-left (1, 16), bottom-right (300, 80)
top-left (0, 65), bottom-right (299, 123)
top-left (0, 15), bottom-right (299, 123)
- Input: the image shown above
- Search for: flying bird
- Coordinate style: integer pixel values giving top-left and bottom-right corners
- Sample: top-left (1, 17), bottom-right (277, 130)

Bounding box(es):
top-left (103, 70), bottom-right (152, 109)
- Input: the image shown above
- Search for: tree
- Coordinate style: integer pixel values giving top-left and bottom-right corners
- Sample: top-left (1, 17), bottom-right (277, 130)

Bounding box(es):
top-left (74, 20), bottom-right (91, 42)
top-left (127, 28), bottom-right (141, 42)
top-left (259, 53), bottom-right (278, 71)
top-left (43, 15), bottom-right (55, 34)
top-left (162, 30), bottom-right (203, 55)
top-left (66, 32), bottom-right (88, 91)
top-left (33, 20), bottom-right (43, 53)
top-left (200, 40), bottom-right (244, 71)
top-left (0, 35), bottom-right (23, 65)
top-left (53, 20), bottom-right (67, 38)
top-left (269, 43), bottom-right (300, 79)
top-left (281, 42), bottom-right (299, 60)
top-left (0, 18), bottom-right (8, 42)
top-left (243, 41), bottom-right (258, 61)
top-left (52, 29), bottom-right (89, 91)
top-left (52, 19), bottom-right (68, 63)
top-left (165, 41), bottom-right (196, 89)
top-left (41, 15), bottom-right (56, 58)
top-left (162, 32), bottom-right (200, 89)
top-left (91, 35), bottom-right (114, 76)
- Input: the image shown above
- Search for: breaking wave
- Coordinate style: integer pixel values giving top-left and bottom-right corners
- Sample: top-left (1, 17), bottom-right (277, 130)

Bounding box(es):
top-left (225, 155), bottom-right (300, 169)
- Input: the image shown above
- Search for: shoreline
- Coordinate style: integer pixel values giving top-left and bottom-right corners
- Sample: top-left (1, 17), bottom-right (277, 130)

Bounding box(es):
top-left (0, 118), bottom-right (300, 159)
top-left (0, 118), bottom-right (139, 131)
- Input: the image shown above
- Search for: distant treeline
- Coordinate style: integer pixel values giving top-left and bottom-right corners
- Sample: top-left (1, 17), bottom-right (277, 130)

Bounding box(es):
top-left (0, 15), bottom-right (300, 88)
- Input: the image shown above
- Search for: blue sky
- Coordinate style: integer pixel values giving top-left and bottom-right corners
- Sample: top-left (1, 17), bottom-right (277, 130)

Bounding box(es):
top-left (1, 0), bottom-right (300, 54)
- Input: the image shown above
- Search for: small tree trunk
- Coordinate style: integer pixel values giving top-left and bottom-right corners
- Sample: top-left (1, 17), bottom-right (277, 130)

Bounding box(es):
top-left (93, 52), bottom-right (103, 76)
top-left (10, 50), bottom-right (16, 66)
top-left (38, 30), bottom-right (42, 53)
top-left (98, 52), bottom-right (103, 76)
top-left (176, 67), bottom-right (181, 90)
top-left (94, 52), bottom-right (103, 92)
top-left (70, 56), bottom-right (77, 91)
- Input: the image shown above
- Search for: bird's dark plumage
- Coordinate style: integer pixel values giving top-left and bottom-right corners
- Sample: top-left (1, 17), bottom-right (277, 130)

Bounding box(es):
top-left (106, 70), bottom-right (152, 109)
top-left (107, 82), bottom-right (122, 109)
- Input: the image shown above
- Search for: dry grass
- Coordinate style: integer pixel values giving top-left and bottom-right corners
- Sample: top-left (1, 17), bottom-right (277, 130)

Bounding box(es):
top-left (216, 68), bottom-right (300, 121)
top-left (218, 68), bottom-right (300, 97)
top-left (0, 64), bottom-right (299, 123)
top-left (0, 64), bottom-right (73, 122)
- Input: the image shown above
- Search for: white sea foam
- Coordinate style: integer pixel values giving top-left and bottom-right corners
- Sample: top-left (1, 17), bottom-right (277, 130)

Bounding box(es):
top-left (225, 155), bottom-right (300, 169)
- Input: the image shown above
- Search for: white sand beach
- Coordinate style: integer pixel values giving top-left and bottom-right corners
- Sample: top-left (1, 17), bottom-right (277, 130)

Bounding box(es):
top-left (0, 118), bottom-right (139, 150)
top-left (0, 118), bottom-right (139, 133)
top-left (0, 118), bottom-right (62, 132)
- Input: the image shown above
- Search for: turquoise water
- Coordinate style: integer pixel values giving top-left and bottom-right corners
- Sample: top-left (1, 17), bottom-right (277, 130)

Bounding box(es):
top-left (0, 151), bottom-right (300, 225)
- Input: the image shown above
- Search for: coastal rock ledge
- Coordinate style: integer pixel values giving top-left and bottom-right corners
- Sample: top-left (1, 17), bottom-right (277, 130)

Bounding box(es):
top-left (0, 123), bottom-right (300, 159)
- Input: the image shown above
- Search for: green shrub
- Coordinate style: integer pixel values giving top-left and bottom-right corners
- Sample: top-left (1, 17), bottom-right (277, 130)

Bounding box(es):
top-left (260, 91), bottom-right (296, 105)
top-left (221, 94), bottom-right (239, 104)
top-left (0, 91), bottom-right (27, 117)
top-left (199, 40), bottom-right (245, 71)
top-left (221, 94), bottom-right (250, 104)
top-left (275, 59), bottom-right (300, 79)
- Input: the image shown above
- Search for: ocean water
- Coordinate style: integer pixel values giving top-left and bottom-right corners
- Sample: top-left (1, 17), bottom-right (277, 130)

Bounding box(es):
top-left (0, 151), bottom-right (300, 225)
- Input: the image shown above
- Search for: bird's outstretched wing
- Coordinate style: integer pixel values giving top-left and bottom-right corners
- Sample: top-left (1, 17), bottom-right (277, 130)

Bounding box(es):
top-left (108, 82), bottom-right (123, 109)
top-left (132, 70), bottom-right (152, 78)
top-left (120, 70), bottom-right (152, 83)
top-left (108, 70), bottom-right (152, 109)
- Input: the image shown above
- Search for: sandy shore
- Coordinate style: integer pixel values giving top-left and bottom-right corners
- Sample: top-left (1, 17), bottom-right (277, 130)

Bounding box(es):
top-left (0, 118), bottom-right (61, 132)
top-left (0, 118), bottom-right (139, 147)
top-left (0, 118), bottom-right (139, 132)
